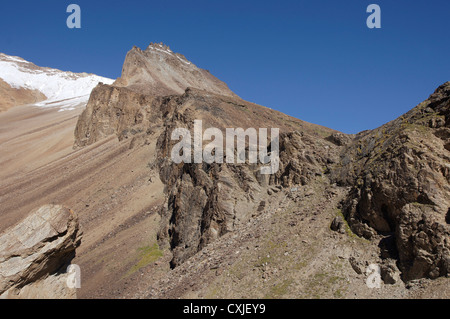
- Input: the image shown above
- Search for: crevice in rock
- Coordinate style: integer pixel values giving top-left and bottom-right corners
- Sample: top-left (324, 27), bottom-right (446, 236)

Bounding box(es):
top-left (417, 193), bottom-right (435, 206)
top-left (445, 142), bottom-right (450, 152)
top-left (381, 203), bottom-right (396, 232)
top-left (378, 234), bottom-right (399, 260)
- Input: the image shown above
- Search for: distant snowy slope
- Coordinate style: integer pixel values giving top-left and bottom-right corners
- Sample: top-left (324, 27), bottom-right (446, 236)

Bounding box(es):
top-left (0, 53), bottom-right (114, 111)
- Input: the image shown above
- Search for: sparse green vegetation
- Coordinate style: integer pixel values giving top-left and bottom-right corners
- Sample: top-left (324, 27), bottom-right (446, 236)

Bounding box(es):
top-left (125, 242), bottom-right (163, 277)
top-left (335, 209), bottom-right (367, 241)
top-left (264, 279), bottom-right (293, 299)
top-left (204, 285), bottom-right (221, 299)
top-left (333, 289), bottom-right (343, 298)
top-left (301, 269), bottom-right (347, 299)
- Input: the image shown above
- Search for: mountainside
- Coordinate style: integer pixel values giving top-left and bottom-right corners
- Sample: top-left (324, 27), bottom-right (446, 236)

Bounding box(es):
top-left (73, 42), bottom-right (449, 289)
top-left (332, 82), bottom-right (450, 281)
top-left (0, 53), bottom-right (114, 112)
top-left (0, 42), bottom-right (448, 299)
top-left (74, 43), bottom-right (340, 268)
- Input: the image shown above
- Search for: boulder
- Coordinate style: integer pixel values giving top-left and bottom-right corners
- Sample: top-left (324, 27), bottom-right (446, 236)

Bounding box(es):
top-left (0, 205), bottom-right (82, 298)
top-left (331, 216), bottom-right (346, 234)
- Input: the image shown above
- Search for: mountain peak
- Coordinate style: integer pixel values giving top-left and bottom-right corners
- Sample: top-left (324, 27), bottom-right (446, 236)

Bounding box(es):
top-left (114, 43), bottom-right (238, 98)
top-left (146, 42), bottom-right (172, 52)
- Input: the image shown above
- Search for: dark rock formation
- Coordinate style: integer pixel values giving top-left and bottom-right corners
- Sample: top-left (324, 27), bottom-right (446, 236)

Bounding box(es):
top-left (153, 89), bottom-right (338, 267)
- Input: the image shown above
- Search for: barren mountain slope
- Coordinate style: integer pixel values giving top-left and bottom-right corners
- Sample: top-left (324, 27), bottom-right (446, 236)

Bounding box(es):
top-left (1, 46), bottom-right (448, 299)
top-left (0, 77), bottom-right (46, 112)
top-left (0, 103), bottom-right (167, 298)
top-left (72, 43), bottom-right (449, 297)
top-left (129, 83), bottom-right (449, 299)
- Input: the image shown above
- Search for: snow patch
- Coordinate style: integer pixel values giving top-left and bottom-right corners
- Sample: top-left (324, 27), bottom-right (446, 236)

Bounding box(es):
top-left (176, 55), bottom-right (191, 65)
top-left (148, 45), bottom-right (192, 66)
top-left (0, 53), bottom-right (114, 111)
top-left (150, 46), bottom-right (174, 56)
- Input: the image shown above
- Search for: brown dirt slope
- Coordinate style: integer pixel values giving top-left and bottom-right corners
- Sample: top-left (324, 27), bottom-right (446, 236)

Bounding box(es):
top-left (0, 78), bottom-right (46, 112)
top-left (0, 104), bottom-right (166, 298)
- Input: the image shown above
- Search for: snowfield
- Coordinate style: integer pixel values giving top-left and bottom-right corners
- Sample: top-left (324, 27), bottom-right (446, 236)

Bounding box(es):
top-left (0, 53), bottom-right (114, 110)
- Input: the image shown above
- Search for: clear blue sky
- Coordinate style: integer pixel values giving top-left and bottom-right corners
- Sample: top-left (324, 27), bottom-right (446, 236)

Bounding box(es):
top-left (1, 0), bottom-right (449, 134)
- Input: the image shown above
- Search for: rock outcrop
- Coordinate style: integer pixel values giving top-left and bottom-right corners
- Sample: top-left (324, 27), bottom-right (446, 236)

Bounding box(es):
top-left (0, 205), bottom-right (82, 298)
top-left (74, 84), bottom-right (161, 148)
top-left (156, 127), bottom-right (338, 267)
top-left (333, 82), bottom-right (450, 281)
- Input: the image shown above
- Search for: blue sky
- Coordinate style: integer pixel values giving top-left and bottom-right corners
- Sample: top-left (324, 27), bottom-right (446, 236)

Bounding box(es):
top-left (0, 0), bottom-right (449, 134)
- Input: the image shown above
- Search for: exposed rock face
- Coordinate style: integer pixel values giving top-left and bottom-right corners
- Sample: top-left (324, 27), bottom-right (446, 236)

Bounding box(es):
top-left (0, 205), bottom-right (82, 298)
top-left (143, 88), bottom-right (339, 267)
top-left (74, 84), bottom-right (161, 148)
top-left (333, 82), bottom-right (450, 281)
top-left (114, 43), bottom-right (238, 98)
top-left (156, 128), bottom-right (336, 267)
top-left (74, 82), bottom-right (338, 267)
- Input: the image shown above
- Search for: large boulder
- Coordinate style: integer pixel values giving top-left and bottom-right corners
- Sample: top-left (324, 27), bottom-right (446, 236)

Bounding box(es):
top-left (0, 205), bottom-right (82, 299)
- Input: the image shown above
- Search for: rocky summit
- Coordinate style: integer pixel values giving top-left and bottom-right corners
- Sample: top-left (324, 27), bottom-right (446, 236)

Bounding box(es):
top-left (114, 43), bottom-right (238, 98)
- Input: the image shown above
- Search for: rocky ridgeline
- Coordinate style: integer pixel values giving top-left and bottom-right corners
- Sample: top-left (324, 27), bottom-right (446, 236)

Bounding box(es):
top-left (0, 205), bottom-right (82, 298)
top-left (73, 43), bottom-right (449, 281)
